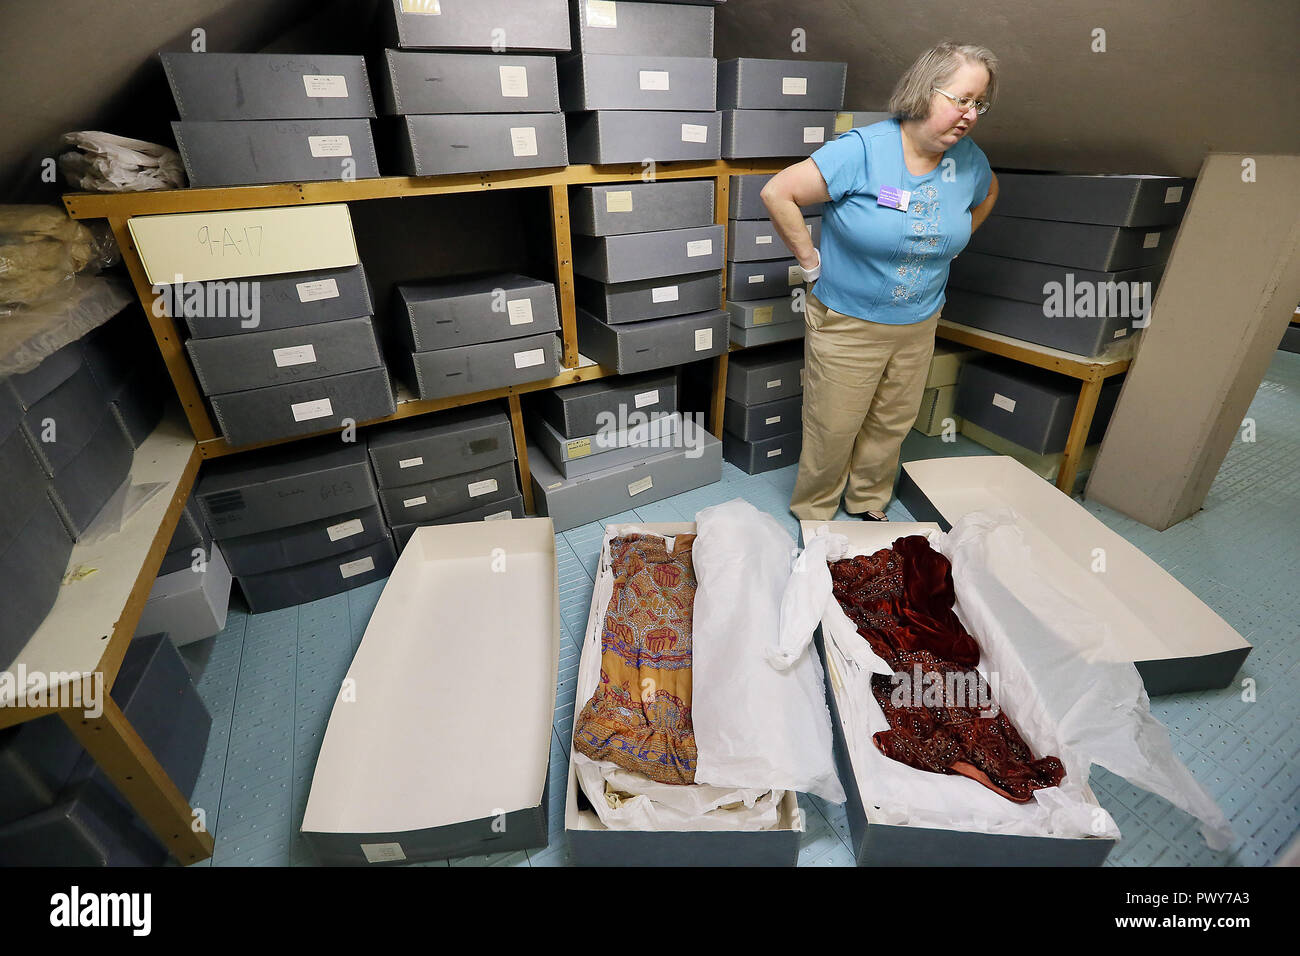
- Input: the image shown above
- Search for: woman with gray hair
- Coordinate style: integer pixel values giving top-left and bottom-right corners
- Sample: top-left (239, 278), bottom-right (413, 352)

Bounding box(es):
top-left (761, 41), bottom-right (1000, 521)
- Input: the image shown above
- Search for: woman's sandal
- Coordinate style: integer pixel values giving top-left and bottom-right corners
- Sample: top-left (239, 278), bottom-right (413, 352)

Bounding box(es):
top-left (854, 510), bottom-right (889, 521)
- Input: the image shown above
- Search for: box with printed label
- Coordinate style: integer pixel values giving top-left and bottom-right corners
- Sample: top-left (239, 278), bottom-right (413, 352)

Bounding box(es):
top-left (381, 50), bottom-right (561, 114)
top-left (576, 272), bottom-right (721, 324)
top-left (137, 542), bottom-right (233, 647)
top-left (531, 411), bottom-right (682, 479)
top-left (536, 370), bottom-right (677, 438)
top-left (378, 459), bottom-right (520, 525)
top-left (180, 265), bottom-right (375, 339)
top-left (172, 120), bottom-right (380, 188)
top-left (722, 110), bottom-right (836, 160)
top-left (390, 494), bottom-right (526, 553)
top-left (726, 258), bottom-right (805, 302)
top-left (726, 294), bottom-right (801, 329)
top-left (528, 419), bottom-right (721, 533)
top-left (186, 316), bottom-right (383, 396)
top-left (395, 274), bottom-right (560, 351)
top-left (728, 216), bottom-right (821, 262)
top-left (723, 395), bottom-right (802, 442)
top-left (576, 308), bottom-right (728, 374)
top-left (718, 58), bottom-right (847, 111)
top-left (396, 113), bottom-right (568, 176)
top-left (210, 366), bottom-right (395, 448)
top-left (942, 287), bottom-right (1136, 358)
top-left (0, 492), bottom-right (73, 672)
top-left (237, 538), bottom-right (398, 614)
top-left (728, 173), bottom-right (824, 220)
top-left (947, 252), bottom-right (1164, 308)
top-left (570, 180), bottom-right (715, 237)
top-left (725, 341), bottom-right (804, 404)
top-left (570, 0), bottom-right (716, 57)
top-left (367, 405), bottom-right (515, 488)
top-left (18, 364), bottom-right (106, 477)
top-left (573, 225), bottom-right (724, 283)
top-left (991, 173), bottom-right (1195, 228)
top-left (559, 54), bottom-right (717, 112)
top-left (729, 317), bottom-right (804, 348)
top-left (968, 216), bottom-right (1177, 272)
top-left (955, 358), bottom-right (1105, 456)
top-left (161, 53), bottom-right (376, 120)
top-left (218, 505), bottom-right (390, 577)
top-left (407, 333), bottom-right (561, 401)
top-left (383, 0), bottom-right (572, 52)
top-left (723, 429), bottom-right (801, 475)
top-left (47, 410), bottom-right (134, 540)
top-left (566, 110), bottom-right (721, 164)
top-left (834, 109), bottom-right (891, 138)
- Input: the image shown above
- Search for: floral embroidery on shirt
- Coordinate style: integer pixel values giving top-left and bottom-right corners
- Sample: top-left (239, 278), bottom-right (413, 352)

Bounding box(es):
top-left (892, 183), bottom-right (942, 304)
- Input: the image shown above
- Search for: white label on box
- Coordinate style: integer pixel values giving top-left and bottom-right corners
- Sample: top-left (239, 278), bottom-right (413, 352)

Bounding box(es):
top-left (510, 127), bottom-right (538, 157)
top-left (788, 265), bottom-right (804, 285)
top-left (308, 135), bottom-right (352, 158)
top-left (514, 348), bottom-right (545, 369)
top-left (499, 65), bottom-right (529, 98)
top-left (782, 76), bottom-right (808, 96)
top-left (296, 278), bottom-right (339, 302)
top-left (360, 842), bottom-right (407, 863)
top-left (992, 392), bottom-right (1017, 413)
top-left (628, 475), bottom-right (654, 496)
top-left (273, 344), bottom-right (317, 368)
top-left (765, 415), bottom-right (782, 425)
top-left (291, 398), bottom-right (333, 422)
top-left (681, 123), bottom-right (709, 143)
top-left (485, 510), bottom-right (513, 521)
top-left (651, 285), bottom-right (679, 303)
top-left (755, 235), bottom-right (773, 245)
top-left (586, 0), bottom-right (617, 27)
top-left (1143, 232), bottom-right (1161, 249)
top-left (339, 556), bottom-right (375, 579)
top-left (303, 74), bottom-right (349, 98)
top-left (507, 299), bottom-right (534, 325)
top-left (1164, 185), bottom-right (1184, 204)
top-left (398, 456), bottom-right (424, 469)
top-left (403, 496), bottom-right (428, 508)
top-left (694, 327), bottom-right (713, 351)
top-left (606, 190), bottom-right (634, 213)
top-left (467, 478), bottom-right (498, 498)
top-left (1113, 328), bottom-right (1128, 338)
top-left (687, 239), bottom-right (713, 257)
top-left (326, 518), bottom-right (365, 542)
top-left (803, 126), bottom-right (826, 144)
top-left (748, 275), bottom-right (764, 284)
top-left (634, 389), bottom-right (659, 408)
top-left (639, 70), bottom-right (670, 91)
top-left (766, 378), bottom-right (781, 389)
top-left (766, 448), bottom-right (783, 458)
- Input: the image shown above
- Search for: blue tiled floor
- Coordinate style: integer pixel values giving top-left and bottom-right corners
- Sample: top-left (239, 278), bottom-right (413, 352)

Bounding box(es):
top-left (185, 351), bottom-right (1300, 867)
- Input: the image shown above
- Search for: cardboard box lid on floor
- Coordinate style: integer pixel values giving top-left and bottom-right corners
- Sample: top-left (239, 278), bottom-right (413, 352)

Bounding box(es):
top-left (565, 520), bottom-right (804, 867)
top-left (896, 456), bottom-right (1251, 694)
top-left (302, 518), bottom-right (560, 865)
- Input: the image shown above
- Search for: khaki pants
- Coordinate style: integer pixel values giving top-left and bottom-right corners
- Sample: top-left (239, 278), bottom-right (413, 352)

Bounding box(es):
top-left (790, 290), bottom-right (939, 520)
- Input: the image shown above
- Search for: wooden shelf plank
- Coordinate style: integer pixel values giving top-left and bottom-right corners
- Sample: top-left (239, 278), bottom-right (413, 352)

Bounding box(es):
top-left (937, 319), bottom-right (1133, 381)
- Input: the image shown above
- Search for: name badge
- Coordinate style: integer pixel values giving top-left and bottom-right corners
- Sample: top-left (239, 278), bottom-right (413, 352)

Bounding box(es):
top-left (877, 185), bottom-right (911, 211)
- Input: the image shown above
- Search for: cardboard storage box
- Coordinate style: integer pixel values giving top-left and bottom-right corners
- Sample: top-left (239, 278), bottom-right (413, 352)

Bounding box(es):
top-left (576, 272), bottom-right (721, 324)
top-left (367, 405), bottom-right (515, 487)
top-left (218, 505), bottom-right (390, 576)
top-left (137, 542), bottom-right (233, 647)
top-left (727, 258), bottom-right (804, 301)
top-left (378, 459), bottom-right (520, 525)
top-left (570, 179), bottom-right (715, 237)
top-left (537, 370), bottom-right (677, 438)
top-left (383, 0), bottom-right (572, 53)
top-left (0, 493), bottom-right (73, 671)
top-left (48, 410), bottom-right (134, 540)
top-left (186, 316), bottom-right (382, 395)
top-left (725, 341), bottom-right (804, 404)
top-left (82, 313), bottom-right (153, 397)
top-left (576, 307), bottom-right (728, 374)
top-left (396, 112), bottom-right (568, 176)
top-left (165, 495), bottom-right (206, 555)
top-left (992, 173), bottom-right (1195, 227)
top-left (948, 251), bottom-right (1164, 306)
top-left (19, 363), bottom-right (105, 477)
top-left (955, 358), bottom-right (1101, 456)
top-left (729, 173), bottom-right (825, 220)
top-left (531, 411), bottom-right (681, 480)
top-left (1, 424), bottom-right (56, 555)
top-left (896, 457), bottom-right (1252, 694)
top-left (108, 364), bottom-right (166, 449)
top-left (380, 50), bottom-right (561, 114)
top-left (302, 518), bottom-right (560, 864)
top-left (914, 384), bottom-right (959, 436)
top-left (210, 365), bottom-right (395, 448)
top-left (573, 224), bottom-right (724, 284)
top-left (835, 109), bottom-right (891, 137)
top-left (396, 274), bottom-right (560, 351)
top-left (158, 521), bottom-right (213, 576)
top-left (197, 439), bottom-right (379, 537)
top-left (180, 265), bottom-right (374, 339)
top-left (390, 494), bottom-right (526, 553)
top-left (0, 706), bottom-right (84, 825)
top-left (968, 215), bottom-right (1177, 272)
top-left (723, 395), bottom-right (801, 442)
top-left (529, 421), bottom-right (721, 532)
top-left (727, 295), bottom-right (800, 329)
top-left (728, 216), bottom-right (821, 262)
top-left (730, 317), bottom-right (804, 348)
top-left (161, 52), bottom-right (376, 120)
top-left (238, 537), bottom-right (397, 614)
top-left (172, 120), bottom-right (381, 188)
top-left (722, 110), bottom-right (836, 160)
top-left (2, 341), bottom-right (83, 410)
top-left (942, 287), bottom-right (1135, 357)
top-left (559, 54), bottom-right (717, 112)
top-left (570, 0), bottom-right (716, 57)
top-left (718, 58), bottom-right (847, 110)
top-left (566, 110), bottom-right (721, 164)
top-left (723, 429), bottom-right (801, 474)
top-left (407, 333), bottom-right (561, 400)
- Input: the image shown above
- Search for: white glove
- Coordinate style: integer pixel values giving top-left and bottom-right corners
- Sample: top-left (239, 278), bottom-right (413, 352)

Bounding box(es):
top-left (800, 249), bottom-right (821, 282)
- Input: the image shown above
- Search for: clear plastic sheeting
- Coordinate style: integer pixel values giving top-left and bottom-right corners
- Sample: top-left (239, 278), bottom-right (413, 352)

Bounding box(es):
top-left (0, 205), bottom-right (118, 313)
top-left (58, 131), bottom-right (186, 193)
top-left (78, 480), bottom-right (168, 546)
top-left (0, 274), bottom-right (132, 378)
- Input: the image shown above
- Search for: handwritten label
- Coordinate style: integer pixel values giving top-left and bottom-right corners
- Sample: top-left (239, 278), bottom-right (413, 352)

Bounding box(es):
top-left (467, 478), bottom-right (498, 498)
top-left (291, 398), bottom-right (332, 421)
top-left (296, 278), bottom-right (339, 302)
top-left (566, 438), bottom-right (592, 460)
top-left (510, 127), bottom-right (538, 157)
top-left (303, 74), bottom-right (348, 98)
top-left (485, 510), bottom-right (513, 521)
top-left (308, 135), bottom-right (352, 158)
top-left (782, 76), bottom-right (808, 96)
top-left (499, 65), bottom-right (529, 98)
top-left (640, 70), bottom-right (670, 91)
top-left (755, 235), bottom-right (773, 245)
top-left (339, 556), bottom-right (375, 579)
top-left (586, 0), bottom-right (617, 27)
top-left (326, 518), bottom-right (364, 541)
top-left (694, 328), bottom-right (713, 351)
top-left (1143, 232), bottom-right (1161, 249)
top-left (788, 264), bottom-right (804, 285)
top-left (403, 496), bottom-right (428, 508)
top-left (753, 306), bottom-right (774, 325)
top-left (1164, 185), bottom-right (1183, 204)
top-left (273, 344), bottom-right (316, 368)
top-left (687, 239), bottom-right (713, 257)
top-left (766, 378), bottom-right (782, 389)
top-left (765, 415), bottom-right (782, 425)
top-left (514, 348), bottom-right (545, 369)
top-left (748, 275), bottom-right (764, 284)
top-left (681, 123), bottom-right (709, 143)
top-left (634, 389), bottom-right (659, 408)
top-left (803, 126), bottom-right (825, 144)
top-left (651, 286), bottom-right (679, 303)
top-left (398, 457), bottom-right (424, 469)
top-left (992, 393), bottom-right (1017, 413)
top-left (361, 842), bottom-right (407, 863)
top-left (606, 190), bottom-right (633, 213)
top-left (628, 475), bottom-right (654, 496)
top-left (834, 112), bottom-right (854, 134)
top-left (766, 448), bottom-right (783, 458)
top-left (507, 299), bottom-right (534, 325)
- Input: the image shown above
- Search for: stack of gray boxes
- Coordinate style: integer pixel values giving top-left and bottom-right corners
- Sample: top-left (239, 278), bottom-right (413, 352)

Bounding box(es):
top-left (196, 439), bottom-right (396, 613)
top-left (725, 173), bottom-right (822, 347)
top-left (162, 52), bottom-right (380, 187)
top-left (366, 404), bottom-right (525, 553)
top-left (722, 340), bottom-right (805, 474)
top-left (718, 58), bottom-right (845, 159)
top-left (379, 0), bottom-right (570, 176)
top-left (82, 309), bottom-right (168, 449)
top-left (179, 266), bottom-right (396, 448)
top-left (564, 0), bottom-right (723, 164)
top-left (393, 275), bottom-right (562, 400)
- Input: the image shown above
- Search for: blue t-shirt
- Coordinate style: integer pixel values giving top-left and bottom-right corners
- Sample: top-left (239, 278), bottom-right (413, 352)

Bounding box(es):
top-left (810, 119), bottom-right (993, 323)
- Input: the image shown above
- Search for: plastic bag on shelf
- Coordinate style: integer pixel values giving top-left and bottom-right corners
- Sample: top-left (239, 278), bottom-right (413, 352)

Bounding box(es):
top-left (58, 131), bottom-right (187, 193)
top-left (0, 204), bottom-right (119, 315)
top-left (0, 274), bottom-right (134, 378)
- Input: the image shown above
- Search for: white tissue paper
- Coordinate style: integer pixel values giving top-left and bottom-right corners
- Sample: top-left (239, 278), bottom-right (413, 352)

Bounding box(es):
top-left (58, 131), bottom-right (186, 192)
